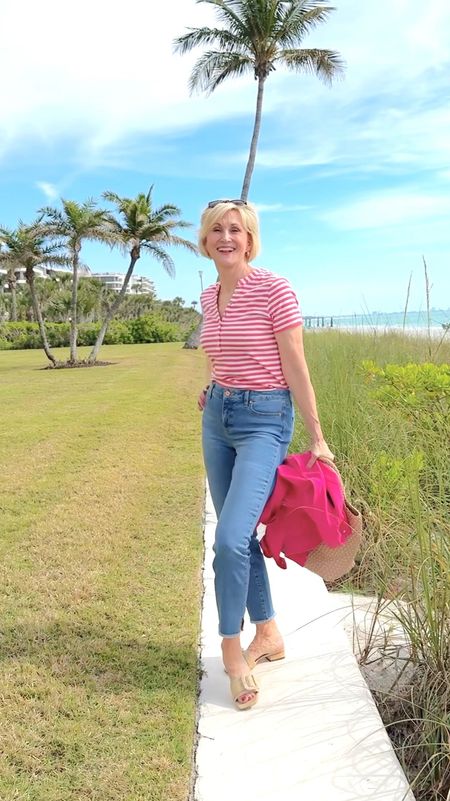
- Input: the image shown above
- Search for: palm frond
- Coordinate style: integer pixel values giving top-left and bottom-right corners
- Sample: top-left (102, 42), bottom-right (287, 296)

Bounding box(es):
top-left (101, 189), bottom-right (195, 268)
top-left (39, 199), bottom-right (112, 248)
top-left (190, 50), bottom-right (253, 93)
top-left (141, 243), bottom-right (176, 278)
top-left (158, 218), bottom-right (193, 231)
top-left (103, 190), bottom-right (124, 206)
top-left (0, 221), bottom-right (67, 278)
top-left (275, 2), bottom-right (335, 47)
top-left (234, 0), bottom-right (278, 43)
top-left (151, 204), bottom-right (183, 222)
top-left (174, 26), bottom-right (243, 54)
top-left (279, 47), bottom-right (345, 83)
top-left (198, 0), bottom-right (249, 39)
top-left (156, 234), bottom-right (198, 254)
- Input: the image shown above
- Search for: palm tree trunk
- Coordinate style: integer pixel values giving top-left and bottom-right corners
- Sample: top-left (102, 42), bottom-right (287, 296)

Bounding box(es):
top-left (87, 252), bottom-right (139, 363)
top-left (69, 246), bottom-right (80, 362)
top-left (26, 269), bottom-right (57, 366)
top-left (240, 77), bottom-right (266, 202)
top-left (10, 277), bottom-right (18, 321)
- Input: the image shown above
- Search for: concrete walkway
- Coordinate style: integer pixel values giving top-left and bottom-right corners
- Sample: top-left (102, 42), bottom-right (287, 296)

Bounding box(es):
top-left (193, 486), bottom-right (415, 801)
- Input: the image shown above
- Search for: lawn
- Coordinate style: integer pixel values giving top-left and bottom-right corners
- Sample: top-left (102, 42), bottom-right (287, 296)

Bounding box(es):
top-left (0, 344), bottom-right (205, 801)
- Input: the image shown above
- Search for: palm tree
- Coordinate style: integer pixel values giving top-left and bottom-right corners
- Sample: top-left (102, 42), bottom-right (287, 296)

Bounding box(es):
top-left (0, 222), bottom-right (67, 366)
top-left (87, 188), bottom-right (198, 363)
top-left (40, 199), bottom-right (114, 362)
top-left (175, 0), bottom-right (345, 200)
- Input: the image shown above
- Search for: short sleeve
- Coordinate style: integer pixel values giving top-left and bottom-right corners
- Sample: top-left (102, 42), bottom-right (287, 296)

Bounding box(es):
top-left (268, 277), bottom-right (303, 333)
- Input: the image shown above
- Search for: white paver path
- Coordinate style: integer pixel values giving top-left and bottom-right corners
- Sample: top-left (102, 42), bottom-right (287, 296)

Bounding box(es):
top-left (194, 486), bottom-right (414, 801)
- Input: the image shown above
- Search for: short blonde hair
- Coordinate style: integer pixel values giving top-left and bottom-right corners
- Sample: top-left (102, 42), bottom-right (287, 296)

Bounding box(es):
top-left (198, 201), bottom-right (261, 261)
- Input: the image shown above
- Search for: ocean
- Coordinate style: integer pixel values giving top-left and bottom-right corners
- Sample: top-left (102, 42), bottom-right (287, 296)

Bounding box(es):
top-left (304, 309), bottom-right (450, 335)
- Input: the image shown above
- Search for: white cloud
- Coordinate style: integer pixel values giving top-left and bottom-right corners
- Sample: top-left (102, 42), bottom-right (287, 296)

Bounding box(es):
top-left (320, 190), bottom-right (450, 230)
top-left (1, 0), bottom-right (449, 182)
top-left (36, 181), bottom-right (59, 200)
top-left (0, 0), bottom-right (253, 161)
top-left (255, 99), bottom-right (450, 175)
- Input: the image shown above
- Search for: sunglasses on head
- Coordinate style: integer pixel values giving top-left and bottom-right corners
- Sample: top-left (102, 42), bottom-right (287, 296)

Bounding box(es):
top-left (207, 199), bottom-right (248, 208)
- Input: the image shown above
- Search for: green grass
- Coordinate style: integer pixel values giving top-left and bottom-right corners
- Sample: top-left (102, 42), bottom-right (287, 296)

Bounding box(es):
top-left (0, 344), bottom-right (205, 801)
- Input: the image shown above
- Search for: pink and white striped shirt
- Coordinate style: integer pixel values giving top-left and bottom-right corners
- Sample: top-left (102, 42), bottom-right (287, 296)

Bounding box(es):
top-left (200, 267), bottom-right (303, 390)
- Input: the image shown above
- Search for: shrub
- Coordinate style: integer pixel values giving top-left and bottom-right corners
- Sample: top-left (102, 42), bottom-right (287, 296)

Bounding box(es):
top-left (361, 361), bottom-right (450, 427)
top-left (0, 322), bottom-right (42, 349)
top-left (77, 323), bottom-right (101, 346)
top-left (130, 314), bottom-right (178, 343)
top-left (103, 320), bottom-right (134, 345)
top-left (0, 317), bottom-right (179, 349)
top-left (47, 323), bottom-right (70, 348)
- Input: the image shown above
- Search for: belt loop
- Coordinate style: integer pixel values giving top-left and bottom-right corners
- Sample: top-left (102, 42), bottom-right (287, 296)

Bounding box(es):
top-left (208, 383), bottom-right (214, 399)
top-left (244, 390), bottom-right (250, 406)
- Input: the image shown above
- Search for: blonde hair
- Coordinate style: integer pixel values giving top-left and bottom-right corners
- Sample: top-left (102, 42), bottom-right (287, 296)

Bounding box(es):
top-left (198, 201), bottom-right (261, 261)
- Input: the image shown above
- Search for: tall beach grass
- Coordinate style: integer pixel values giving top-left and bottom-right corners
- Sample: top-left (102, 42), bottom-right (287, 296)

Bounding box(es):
top-left (296, 329), bottom-right (450, 801)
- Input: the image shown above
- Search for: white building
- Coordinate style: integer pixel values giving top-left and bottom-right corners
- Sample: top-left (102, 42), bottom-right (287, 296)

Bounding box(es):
top-left (0, 265), bottom-right (50, 288)
top-left (0, 264), bottom-right (91, 290)
top-left (93, 273), bottom-right (155, 295)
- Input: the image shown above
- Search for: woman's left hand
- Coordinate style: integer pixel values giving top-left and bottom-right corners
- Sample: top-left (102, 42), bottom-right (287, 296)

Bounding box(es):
top-left (307, 439), bottom-right (335, 468)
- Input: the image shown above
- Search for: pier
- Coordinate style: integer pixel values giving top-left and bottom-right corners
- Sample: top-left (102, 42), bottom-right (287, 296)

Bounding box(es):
top-left (304, 316), bottom-right (334, 328)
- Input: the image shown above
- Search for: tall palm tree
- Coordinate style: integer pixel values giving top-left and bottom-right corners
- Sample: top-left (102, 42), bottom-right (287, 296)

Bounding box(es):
top-left (175, 0), bottom-right (345, 200)
top-left (40, 199), bottom-right (114, 362)
top-left (0, 222), bottom-right (67, 366)
top-left (87, 188), bottom-right (198, 363)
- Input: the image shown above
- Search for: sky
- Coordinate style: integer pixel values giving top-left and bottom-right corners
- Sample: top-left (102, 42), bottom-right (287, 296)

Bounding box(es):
top-left (1, 0), bottom-right (450, 317)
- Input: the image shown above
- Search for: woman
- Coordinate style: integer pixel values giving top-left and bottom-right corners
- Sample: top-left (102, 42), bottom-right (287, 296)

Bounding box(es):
top-left (197, 199), bottom-right (333, 710)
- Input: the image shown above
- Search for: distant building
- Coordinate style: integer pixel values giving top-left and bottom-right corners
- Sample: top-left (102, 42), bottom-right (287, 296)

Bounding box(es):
top-left (0, 264), bottom-right (91, 290)
top-left (93, 272), bottom-right (155, 295)
top-left (0, 266), bottom-right (154, 295)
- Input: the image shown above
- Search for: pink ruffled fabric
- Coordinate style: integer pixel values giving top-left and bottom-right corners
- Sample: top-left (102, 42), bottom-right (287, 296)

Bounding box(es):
top-left (259, 452), bottom-right (353, 569)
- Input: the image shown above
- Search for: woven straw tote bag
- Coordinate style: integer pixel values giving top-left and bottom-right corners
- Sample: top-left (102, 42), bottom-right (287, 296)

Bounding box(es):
top-left (304, 457), bottom-right (363, 582)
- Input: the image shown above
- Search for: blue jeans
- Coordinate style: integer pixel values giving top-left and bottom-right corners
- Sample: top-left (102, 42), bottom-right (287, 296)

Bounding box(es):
top-left (202, 383), bottom-right (294, 637)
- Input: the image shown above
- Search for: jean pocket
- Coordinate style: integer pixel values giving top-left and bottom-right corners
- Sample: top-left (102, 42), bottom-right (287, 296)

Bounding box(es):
top-left (248, 399), bottom-right (284, 416)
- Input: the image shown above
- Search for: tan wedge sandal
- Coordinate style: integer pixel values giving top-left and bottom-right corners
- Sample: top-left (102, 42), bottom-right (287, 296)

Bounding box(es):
top-left (229, 673), bottom-right (259, 710)
top-left (243, 647), bottom-right (285, 671)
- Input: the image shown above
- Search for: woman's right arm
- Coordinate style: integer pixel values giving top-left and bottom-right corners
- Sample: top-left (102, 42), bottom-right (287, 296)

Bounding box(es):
top-left (275, 325), bottom-right (334, 465)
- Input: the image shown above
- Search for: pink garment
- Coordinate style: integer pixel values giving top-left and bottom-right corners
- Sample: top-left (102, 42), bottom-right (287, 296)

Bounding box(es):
top-left (259, 452), bottom-right (353, 569)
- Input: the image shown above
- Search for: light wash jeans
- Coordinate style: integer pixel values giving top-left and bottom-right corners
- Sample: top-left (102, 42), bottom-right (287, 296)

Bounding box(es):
top-left (202, 383), bottom-right (294, 637)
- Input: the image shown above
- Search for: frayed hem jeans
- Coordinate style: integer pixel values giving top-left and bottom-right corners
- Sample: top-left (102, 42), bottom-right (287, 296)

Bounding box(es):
top-left (202, 383), bottom-right (294, 638)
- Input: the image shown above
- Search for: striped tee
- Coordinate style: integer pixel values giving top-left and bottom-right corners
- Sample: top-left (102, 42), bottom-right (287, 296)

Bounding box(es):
top-left (200, 267), bottom-right (303, 390)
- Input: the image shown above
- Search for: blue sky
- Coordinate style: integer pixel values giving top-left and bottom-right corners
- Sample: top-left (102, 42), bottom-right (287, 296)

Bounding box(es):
top-left (1, 0), bottom-right (450, 316)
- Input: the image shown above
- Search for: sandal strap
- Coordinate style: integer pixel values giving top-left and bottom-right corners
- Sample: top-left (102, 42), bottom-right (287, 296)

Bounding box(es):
top-left (230, 673), bottom-right (259, 699)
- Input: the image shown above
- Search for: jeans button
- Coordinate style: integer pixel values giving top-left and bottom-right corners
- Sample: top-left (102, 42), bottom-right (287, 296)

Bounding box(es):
top-left (224, 390), bottom-right (231, 397)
